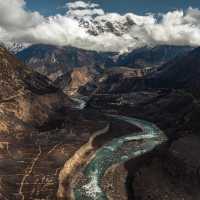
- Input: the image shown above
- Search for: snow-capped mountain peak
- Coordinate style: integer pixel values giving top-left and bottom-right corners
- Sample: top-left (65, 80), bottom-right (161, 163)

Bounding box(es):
top-left (1, 42), bottom-right (30, 54)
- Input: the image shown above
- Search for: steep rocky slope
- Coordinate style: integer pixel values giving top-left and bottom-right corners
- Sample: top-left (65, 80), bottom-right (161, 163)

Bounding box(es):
top-left (78, 67), bottom-right (151, 95)
top-left (0, 46), bottom-right (69, 138)
top-left (117, 45), bottom-right (193, 68)
top-left (54, 66), bottom-right (99, 96)
top-left (146, 47), bottom-right (200, 97)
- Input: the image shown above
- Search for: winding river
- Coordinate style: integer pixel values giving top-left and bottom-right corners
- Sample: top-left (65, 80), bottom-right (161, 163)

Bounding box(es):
top-left (70, 97), bottom-right (167, 200)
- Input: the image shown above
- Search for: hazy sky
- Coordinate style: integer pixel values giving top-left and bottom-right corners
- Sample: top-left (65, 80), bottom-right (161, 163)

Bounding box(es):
top-left (26, 0), bottom-right (200, 16)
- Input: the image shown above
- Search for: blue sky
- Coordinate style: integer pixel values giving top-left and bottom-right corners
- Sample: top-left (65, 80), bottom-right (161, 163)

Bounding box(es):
top-left (26, 0), bottom-right (200, 16)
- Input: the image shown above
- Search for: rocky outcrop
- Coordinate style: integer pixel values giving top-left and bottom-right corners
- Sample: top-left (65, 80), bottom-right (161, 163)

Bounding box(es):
top-left (55, 67), bottom-right (98, 96)
top-left (79, 67), bottom-right (152, 95)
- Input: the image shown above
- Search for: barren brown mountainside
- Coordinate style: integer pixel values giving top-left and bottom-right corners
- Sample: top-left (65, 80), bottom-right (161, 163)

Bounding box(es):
top-left (0, 46), bottom-right (70, 137)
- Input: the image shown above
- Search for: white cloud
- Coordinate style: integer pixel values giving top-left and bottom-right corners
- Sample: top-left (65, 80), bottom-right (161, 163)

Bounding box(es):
top-left (67, 8), bottom-right (104, 17)
top-left (0, 0), bottom-right (43, 30)
top-left (66, 1), bottom-right (104, 17)
top-left (0, 0), bottom-right (200, 52)
top-left (67, 1), bottom-right (99, 9)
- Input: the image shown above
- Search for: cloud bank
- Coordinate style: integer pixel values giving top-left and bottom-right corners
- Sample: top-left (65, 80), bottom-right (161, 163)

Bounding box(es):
top-left (0, 0), bottom-right (200, 52)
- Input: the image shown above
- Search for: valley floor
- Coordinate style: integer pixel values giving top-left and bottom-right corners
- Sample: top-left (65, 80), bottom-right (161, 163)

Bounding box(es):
top-left (1, 89), bottom-right (200, 200)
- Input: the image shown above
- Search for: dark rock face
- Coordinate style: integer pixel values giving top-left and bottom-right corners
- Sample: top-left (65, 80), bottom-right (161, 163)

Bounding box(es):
top-left (145, 47), bottom-right (200, 97)
top-left (78, 67), bottom-right (151, 95)
top-left (0, 46), bottom-right (69, 137)
top-left (132, 135), bottom-right (200, 200)
top-left (167, 135), bottom-right (200, 182)
top-left (95, 67), bottom-right (148, 94)
top-left (117, 45), bottom-right (193, 68)
top-left (54, 66), bottom-right (101, 95)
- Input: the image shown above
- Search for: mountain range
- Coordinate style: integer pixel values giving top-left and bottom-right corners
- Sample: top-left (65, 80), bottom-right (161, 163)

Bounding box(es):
top-left (13, 44), bottom-right (193, 95)
top-left (147, 47), bottom-right (200, 96)
top-left (1, 39), bottom-right (200, 200)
